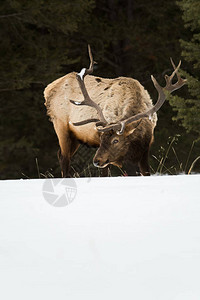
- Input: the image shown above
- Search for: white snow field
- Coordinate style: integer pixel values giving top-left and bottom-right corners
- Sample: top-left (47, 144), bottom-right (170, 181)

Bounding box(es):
top-left (0, 175), bottom-right (200, 300)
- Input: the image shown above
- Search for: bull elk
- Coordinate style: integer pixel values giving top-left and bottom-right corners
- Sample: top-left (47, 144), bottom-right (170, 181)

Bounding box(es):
top-left (44, 46), bottom-right (186, 177)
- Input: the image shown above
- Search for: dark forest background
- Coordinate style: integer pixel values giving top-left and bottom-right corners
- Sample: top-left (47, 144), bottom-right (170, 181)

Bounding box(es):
top-left (0, 0), bottom-right (200, 179)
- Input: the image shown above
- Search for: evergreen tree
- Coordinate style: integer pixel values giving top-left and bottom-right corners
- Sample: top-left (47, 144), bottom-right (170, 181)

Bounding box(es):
top-left (169, 0), bottom-right (200, 136)
top-left (0, 0), bottom-right (94, 179)
top-left (1, 0), bottom-right (194, 178)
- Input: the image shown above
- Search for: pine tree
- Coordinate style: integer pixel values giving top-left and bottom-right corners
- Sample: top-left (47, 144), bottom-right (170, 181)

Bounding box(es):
top-left (1, 0), bottom-right (192, 178)
top-left (169, 0), bottom-right (200, 136)
top-left (0, 0), bottom-right (94, 179)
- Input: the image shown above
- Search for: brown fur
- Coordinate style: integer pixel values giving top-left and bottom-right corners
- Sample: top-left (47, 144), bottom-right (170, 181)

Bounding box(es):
top-left (44, 72), bottom-right (157, 177)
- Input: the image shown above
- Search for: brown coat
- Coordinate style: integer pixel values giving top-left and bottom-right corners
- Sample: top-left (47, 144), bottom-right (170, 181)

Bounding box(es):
top-left (44, 72), bottom-right (157, 177)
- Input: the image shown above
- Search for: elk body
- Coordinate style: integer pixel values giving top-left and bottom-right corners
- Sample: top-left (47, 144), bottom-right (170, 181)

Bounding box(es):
top-left (44, 46), bottom-right (186, 177)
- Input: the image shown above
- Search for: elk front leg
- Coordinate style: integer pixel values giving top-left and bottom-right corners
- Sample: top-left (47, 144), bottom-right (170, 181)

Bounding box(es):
top-left (139, 149), bottom-right (150, 176)
top-left (100, 166), bottom-right (110, 177)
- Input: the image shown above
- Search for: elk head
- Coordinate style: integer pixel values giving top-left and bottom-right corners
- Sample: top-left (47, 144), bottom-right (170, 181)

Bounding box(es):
top-left (70, 45), bottom-right (187, 169)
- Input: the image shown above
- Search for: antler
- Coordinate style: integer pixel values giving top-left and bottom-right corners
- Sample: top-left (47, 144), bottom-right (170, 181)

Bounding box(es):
top-left (70, 45), bottom-right (107, 127)
top-left (97, 59), bottom-right (187, 134)
top-left (71, 50), bottom-right (187, 135)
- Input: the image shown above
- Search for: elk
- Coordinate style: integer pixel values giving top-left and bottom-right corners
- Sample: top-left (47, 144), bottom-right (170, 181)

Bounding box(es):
top-left (44, 46), bottom-right (186, 177)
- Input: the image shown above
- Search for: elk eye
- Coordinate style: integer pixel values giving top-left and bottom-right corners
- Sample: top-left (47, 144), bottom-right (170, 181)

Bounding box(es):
top-left (112, 139), bottom-right (119, 144)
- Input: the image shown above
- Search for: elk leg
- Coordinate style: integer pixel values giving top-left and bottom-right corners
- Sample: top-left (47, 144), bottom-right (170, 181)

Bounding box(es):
top-left (57, 148), bottom-right (70, 177)
top-left (70, 135), bottom-right (80, 157)
top-left (53, 120), bottom-right (72, 178)
top-left (57, 139), bottom-right (79, 177)
top-left (100, 166), bottom-right (110, 177)
top-left (139, 149), bottom-right (150, 176)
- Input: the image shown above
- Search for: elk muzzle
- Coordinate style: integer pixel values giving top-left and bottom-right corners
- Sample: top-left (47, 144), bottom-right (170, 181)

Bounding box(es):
top-left (93, 149), bottom-right (110, 168)
top-left (93, 157), bottom-right (110, 168)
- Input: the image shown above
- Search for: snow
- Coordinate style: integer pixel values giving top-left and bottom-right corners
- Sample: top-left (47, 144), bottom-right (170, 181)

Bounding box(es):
top-left (0, 175), bottom-right (200, 300)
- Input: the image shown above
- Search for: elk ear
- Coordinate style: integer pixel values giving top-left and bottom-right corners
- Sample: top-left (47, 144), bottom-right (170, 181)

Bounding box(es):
top-left (123, 120), bottom-right (142, 137)
top-left (124, 126), bottom-right (137, 137)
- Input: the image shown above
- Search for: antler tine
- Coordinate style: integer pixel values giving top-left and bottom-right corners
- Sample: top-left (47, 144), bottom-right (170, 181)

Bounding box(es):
top-left (98, 59), bottom-right (187, 135)
top-left (87, 44), bottom-right (95, 74)
top-left (165, 59), bottom-right (181, 84)
top-left (164, 59), bottom-right (186, 92)
top-left (70, 45), bottom-right (107, 126)
top-left (170, 58), bottom-right (183, 84)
